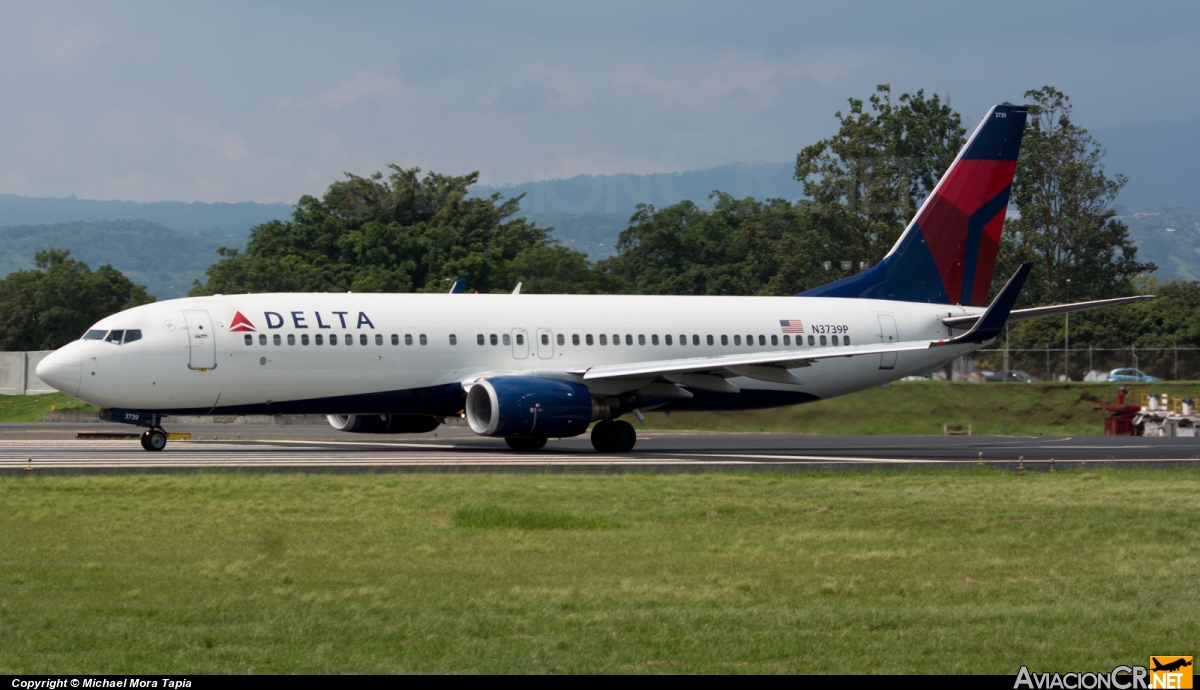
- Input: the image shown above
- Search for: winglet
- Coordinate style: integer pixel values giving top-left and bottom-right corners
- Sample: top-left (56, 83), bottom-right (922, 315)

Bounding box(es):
top-left (938, 262), bottom-right (1032, 345)
top-left (448, 279), bottom-right (467, 294)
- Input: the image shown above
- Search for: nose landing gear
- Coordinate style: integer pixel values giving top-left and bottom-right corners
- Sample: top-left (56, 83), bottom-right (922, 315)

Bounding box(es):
top-left (140, 428), bottom-right (168, 452)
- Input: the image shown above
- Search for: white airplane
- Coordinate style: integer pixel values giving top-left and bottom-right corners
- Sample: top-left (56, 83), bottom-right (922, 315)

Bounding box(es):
top-left (36, 104), bottom-right (1149, 452)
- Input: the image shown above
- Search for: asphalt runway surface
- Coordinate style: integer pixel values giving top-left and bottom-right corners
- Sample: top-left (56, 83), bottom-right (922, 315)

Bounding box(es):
top-left (2, 422), bottom-right (1199, 473)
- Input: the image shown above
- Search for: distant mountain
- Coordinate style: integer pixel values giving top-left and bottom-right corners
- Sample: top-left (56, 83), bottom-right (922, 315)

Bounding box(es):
top-left (1120, 208), bottom-right (1200, 282)
top-left (0, 194), bottom-right (291, 235)
top-left (472, 162), bottom-right (804, 216)
top-left (0, 220), bottom-right (240, 299)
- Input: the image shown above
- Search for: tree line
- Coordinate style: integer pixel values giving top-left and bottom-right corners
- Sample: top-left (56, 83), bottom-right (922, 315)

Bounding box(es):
top-left (2, 85), bottom-right (1194, 354)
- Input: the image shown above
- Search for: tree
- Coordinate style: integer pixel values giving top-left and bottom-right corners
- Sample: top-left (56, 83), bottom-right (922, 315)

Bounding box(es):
top-left (0, 249), bottom-right (154, 350)
top-left (998, 87), bottom-right (1154, 307)
top-left (191, 166), bottom-right (617, 295)
top-left (794, 84), bottom-right (966, 272)
top-left (600, 194), bottom-right (824, 295)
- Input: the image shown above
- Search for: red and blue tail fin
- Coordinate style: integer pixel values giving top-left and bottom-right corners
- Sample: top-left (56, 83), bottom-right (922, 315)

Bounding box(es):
top-left (800, 104), bottom-right (1028, 306)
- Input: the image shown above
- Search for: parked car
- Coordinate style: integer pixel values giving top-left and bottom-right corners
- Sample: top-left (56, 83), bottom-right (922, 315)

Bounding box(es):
top-left (1107, 368), bottom-right (1158, 383)
top-left (986, 370), bottom-right (1037, 382)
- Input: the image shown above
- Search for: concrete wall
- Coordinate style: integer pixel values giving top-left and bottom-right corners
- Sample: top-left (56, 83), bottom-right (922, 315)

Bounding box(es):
top-left (0, 351), bottom-right (56, 395)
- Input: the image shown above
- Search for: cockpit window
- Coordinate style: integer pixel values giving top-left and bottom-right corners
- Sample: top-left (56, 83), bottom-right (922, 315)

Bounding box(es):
top-left (123, 329), bottom-right (142, 344)
top-left (104, 330), bottom-right (125, 344)
top-left (83, 330), bottom-right (107, 340)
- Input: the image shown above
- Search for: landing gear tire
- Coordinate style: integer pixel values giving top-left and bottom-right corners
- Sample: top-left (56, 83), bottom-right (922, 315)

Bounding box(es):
top-left (140, 428), bottom-right (167, 452)
top-left (591, 420), bottom-right (636, 453)
top-left (505, 436), bottom-right (547, 451)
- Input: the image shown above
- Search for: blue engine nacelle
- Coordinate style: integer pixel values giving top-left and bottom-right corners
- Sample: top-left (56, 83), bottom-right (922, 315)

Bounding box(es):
top-left (327, 414), bottom-right (441, 434)
top-left (465, 376), bottom-right (601, 438)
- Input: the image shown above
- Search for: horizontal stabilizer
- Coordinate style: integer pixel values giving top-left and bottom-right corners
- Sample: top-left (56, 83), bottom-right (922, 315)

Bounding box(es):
top-left (942, 294), bottom-right (1157, 329)
top-left (936, 263), bottom-right (1030, 345)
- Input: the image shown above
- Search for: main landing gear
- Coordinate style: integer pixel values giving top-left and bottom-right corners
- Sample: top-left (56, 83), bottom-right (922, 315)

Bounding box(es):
top-left (591, 420), bottom-right (636, 453)
top-left (505, 436), bottom-right (548, 451)
top-left (140, 428), bottom-right (167, 452)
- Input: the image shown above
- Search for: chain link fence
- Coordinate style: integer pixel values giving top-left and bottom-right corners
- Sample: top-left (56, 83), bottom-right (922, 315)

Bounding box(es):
top-left (935, 347), bottom-right (1200, 382)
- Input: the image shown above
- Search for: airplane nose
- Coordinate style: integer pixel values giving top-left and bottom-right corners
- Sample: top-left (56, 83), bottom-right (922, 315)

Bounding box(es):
top-left (36, 343), bottom-right (82, 396)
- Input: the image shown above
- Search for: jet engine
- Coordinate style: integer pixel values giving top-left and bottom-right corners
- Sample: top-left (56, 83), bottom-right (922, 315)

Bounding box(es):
top-left (465, 376), bottom-right (605, 438)
top-left (326, 414), bottom-right (441, 434)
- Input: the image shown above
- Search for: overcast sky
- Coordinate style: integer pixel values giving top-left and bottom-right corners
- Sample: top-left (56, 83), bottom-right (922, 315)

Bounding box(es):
top-left (2, 1), bottom-right (1198, 203)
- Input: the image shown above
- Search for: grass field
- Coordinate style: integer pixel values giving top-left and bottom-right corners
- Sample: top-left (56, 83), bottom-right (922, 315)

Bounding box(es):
top-left (1, 470), bottom-right (1197, 673)
top-left (0, 392), bottom-right (96, 423)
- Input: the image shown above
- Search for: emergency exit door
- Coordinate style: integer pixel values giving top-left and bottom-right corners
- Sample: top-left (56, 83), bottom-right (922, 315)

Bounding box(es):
top-left (877, 314), bottom-right (898, 370)
top-left (536, 328), bottom-right (554, 359)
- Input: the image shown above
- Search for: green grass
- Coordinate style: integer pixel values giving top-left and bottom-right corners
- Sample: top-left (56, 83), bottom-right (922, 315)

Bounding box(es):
top-left (1, 470), bottom-right (1197, 673)
top-left (0, 392), bottom-right (96, 422)
top-left (453, 503), bottom-right (618, 530)
top-left (643, 380), bottom-right (1200, 436)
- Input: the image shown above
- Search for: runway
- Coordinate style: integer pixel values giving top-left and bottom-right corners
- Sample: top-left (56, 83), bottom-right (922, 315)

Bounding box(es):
top-left (2, 422), bottom-right (1199, 473)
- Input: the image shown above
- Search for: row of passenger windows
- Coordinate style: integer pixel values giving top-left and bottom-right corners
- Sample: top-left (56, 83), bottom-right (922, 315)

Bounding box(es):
top-left (243, 332), bottom-right (848, 347)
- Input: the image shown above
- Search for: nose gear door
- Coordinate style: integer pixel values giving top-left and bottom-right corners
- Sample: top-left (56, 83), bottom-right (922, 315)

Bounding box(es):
top-left (184, 310), bottom-right (218, 370)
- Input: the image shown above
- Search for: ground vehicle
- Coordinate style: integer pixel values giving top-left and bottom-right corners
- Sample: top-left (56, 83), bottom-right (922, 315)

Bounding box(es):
top-left (1108, 368), bottom-right (1158, 383)
top-left (986, 370), bottom-right (1037, 382)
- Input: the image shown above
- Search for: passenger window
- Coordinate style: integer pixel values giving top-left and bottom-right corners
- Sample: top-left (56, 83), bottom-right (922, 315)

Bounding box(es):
top-left (244, 334), bottom-right (253, 345)
top-left (844, 335), bottom-right (850, 345)
top-left (734, 335), bottom-right (741, 345)
top-left (637, 335), bottom-right (645, 345)
top-left (808, 335), bottom-right (815, 346)
top-left (665, 334), bottom-right (673, 345)
top-left (721, 335), bottom-right (728, 345)
top-left (586, 334), bottom-right (594, 345)
top-left (391, 334), bottom-right (399, 345)
top-left (345, 334), bottom-right (353, 346)
top-left (83, 329), bottom-right (107, 340)
top-left (783, 335), bottom-right (790, 345)
top-left (419, 334), bottom-right (427, 346)
top-left (831, 335), bottom-right (839, 346)
top-left (612, 335), bottom-right (619, 346)
top-left (503, 334), bottom-right (511, 346)
top-left (449, 334), bottom-right (457, 345)
top-left (315, 334), bottom-right (323, 345)
top-left (746, 334), bottom-right (753, 345)
top-left (759, 335), bottom-right (766, 346)
top-left (820, 335), bottom-right (827, 346)
top-left (490, 334), bottom-right (498, 345)
top-left (301, 334), bottom-right (310, 345)
top-left (651, 335), bottom-right (658, 345)
top-left (105, 330), bottom-right (124, 344)
top-left (477, 334), bottom-right (485, 345)
top-left (771, 335), bottom-right (778, 346)
top-left (258, 334), bottom-right (266, 345)
top-left (515, 334), bottom-right (523, 345)
top-left (405, 334), bottom-right (413, 345)
top-left (273, 334), bottom-right (281, 346)
top-left (692, 335), bottom-right (700, 346)
top-left (572, 334), bottom-right (580, 345)
top-left (558, 334), bottom-right (565, 346)
top-left (680, 334), bottom-right (687, 345)
top-left (599, 334), bottom-right (607, 345)
top-left (331, 334), bottom-right (338, 345)
top-left (287, 334), bottom-right (296, 345)
top-left (541, 333), bottom-right (549, 345)
top-left (376, 334), bottom-right (384, 345)
top-left (707, 335), bottom-right (714, 345)
top-left (123, 330), bottom-right (142, 344)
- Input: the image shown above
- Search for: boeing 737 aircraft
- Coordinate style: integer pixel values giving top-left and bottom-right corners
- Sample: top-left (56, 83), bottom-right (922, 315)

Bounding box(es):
top-left (36, 104), bottom-right (1149, 452)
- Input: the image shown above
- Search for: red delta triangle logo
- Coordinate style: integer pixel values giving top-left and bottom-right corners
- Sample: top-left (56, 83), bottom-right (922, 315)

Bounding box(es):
top-left (229, 311), bottom-right (256, 332)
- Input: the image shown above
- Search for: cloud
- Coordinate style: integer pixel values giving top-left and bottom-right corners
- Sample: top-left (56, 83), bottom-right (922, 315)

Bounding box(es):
top-left (611, 65), bottom-right (683, 96)
top-left (785, 49), bottom-right (879, 85)
top-left (166, 114), bottom-right (248, 163)
top-left (526, 61), bottom-right (589, 107)
top-left (317, 71), bottom-right (402, 111)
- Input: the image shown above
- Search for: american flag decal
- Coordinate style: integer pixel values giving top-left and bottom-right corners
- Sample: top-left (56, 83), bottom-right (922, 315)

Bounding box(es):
top-left (779, 319), bottom-right (804, 334)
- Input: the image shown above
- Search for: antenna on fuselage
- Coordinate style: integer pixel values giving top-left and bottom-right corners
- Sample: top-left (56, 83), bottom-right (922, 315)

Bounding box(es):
top-left (512, 282), bottom-right (521, 295)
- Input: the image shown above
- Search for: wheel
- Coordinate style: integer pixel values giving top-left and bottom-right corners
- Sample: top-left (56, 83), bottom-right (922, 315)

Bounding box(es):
top-left (140, 429), bottom-right (167, 452)
top-left (607, 420), bottom-right (636, 453)
top-left (590, 421), bottom-right (613, 452)
top-left (505, 436), bottom-right (547, 451)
